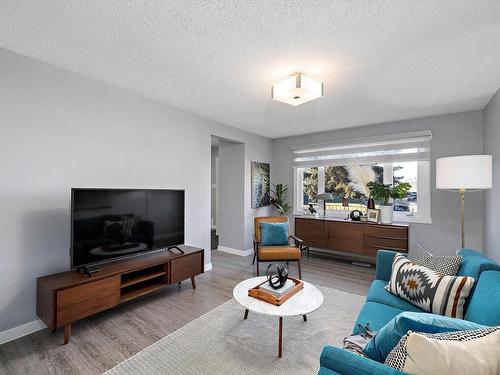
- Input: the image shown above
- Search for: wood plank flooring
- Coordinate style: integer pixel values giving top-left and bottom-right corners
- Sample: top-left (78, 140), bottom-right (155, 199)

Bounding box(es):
top-left (0, 251), bottom-right (375, 375)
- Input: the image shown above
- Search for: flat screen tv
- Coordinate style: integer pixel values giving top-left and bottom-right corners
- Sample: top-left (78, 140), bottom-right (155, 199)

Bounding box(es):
top-left (71, 188), bottom-right (184, 269)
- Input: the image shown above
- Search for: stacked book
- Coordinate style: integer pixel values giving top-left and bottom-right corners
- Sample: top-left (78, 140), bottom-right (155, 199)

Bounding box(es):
top-left (259, 279), bottom-right (295, 298)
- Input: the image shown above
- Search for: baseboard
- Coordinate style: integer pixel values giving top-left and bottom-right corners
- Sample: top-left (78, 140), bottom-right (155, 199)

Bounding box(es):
top-left (217, 246), bottom-right (254, 257)
top-left (204, 262), bottom-right (213, 272)
top-left (0, 319), bottom-right (47, 345)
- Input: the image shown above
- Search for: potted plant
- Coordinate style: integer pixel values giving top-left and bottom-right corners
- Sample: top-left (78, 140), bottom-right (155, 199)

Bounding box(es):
top-left (270, 183), bottom-right (292, 215)
top-left (367, 181), bottom-right (411, 223)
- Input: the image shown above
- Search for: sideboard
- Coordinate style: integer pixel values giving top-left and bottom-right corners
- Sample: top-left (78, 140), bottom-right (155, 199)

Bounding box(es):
top-left (294, 216), bottom-right (409, 262)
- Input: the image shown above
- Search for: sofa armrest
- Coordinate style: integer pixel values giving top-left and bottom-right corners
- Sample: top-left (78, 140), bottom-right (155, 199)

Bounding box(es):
top-left (320, 346), bottom-right (406, 375)
top-left (375, 250), bottom-right (401, 281)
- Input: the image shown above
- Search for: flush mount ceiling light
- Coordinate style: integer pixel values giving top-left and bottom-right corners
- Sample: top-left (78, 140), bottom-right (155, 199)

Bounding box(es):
top-left (271, 72), bottom-right (323, 106)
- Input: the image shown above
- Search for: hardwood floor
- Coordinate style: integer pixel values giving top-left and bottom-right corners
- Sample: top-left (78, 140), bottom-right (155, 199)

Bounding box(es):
top-left (0, 251), bottom-right (374, 375)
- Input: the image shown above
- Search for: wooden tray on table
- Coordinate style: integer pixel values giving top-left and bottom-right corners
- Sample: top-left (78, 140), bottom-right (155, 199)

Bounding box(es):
top-left (248, 277), bottom-right (303, 306)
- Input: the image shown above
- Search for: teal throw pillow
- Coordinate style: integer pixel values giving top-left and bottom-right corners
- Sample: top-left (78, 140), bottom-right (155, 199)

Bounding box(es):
top-left (363, 311), bottom-right (485, 362)
top-left (260, 222), bottom-right (289, 246)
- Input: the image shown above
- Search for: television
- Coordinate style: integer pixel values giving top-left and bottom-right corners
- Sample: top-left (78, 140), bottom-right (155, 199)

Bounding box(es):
top-left (71, 188), bottom-right (184, 269)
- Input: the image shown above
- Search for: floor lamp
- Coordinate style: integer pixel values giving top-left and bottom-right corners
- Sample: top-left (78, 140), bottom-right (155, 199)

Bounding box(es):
top-left (436, 155), bottom-right (492, 248)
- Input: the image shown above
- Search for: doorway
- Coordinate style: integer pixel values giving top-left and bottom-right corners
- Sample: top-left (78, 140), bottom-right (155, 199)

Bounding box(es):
top-left (210, 136), bottom-right (246, 257)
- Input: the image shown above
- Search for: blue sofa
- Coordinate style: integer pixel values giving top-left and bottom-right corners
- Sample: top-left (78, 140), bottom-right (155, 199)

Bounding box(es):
top-left (318, 249), bottom-right (500, 375)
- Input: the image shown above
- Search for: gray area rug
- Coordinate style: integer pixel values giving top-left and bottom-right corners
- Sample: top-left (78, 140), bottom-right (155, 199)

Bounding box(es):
top-left (105, 286), bottom-right (365, 375)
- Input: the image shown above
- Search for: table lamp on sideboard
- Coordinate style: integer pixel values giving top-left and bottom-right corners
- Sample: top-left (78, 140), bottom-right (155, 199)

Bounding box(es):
top-left (436, 155), bottom-right (492, 248)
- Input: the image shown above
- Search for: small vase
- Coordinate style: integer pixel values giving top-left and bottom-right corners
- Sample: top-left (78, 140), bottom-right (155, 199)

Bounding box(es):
top-left (367, 198), bottom-right (375, 209)
top-left (379, 205), bottom-right (393, 224)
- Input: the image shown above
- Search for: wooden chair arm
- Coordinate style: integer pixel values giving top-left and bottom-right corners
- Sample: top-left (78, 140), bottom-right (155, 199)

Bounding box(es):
top-left (289, 234), bottom-right (303, 247)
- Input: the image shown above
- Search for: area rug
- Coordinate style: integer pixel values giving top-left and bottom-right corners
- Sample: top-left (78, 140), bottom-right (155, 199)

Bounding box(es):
top-left (105, 286), bottom-right (365, 375)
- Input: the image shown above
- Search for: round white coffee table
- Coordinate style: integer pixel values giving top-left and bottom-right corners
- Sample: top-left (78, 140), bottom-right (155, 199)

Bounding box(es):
top-left (233, 276), bottom-right (323, 358)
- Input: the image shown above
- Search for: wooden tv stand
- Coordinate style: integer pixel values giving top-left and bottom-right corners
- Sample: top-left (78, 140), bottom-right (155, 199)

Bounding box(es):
top-left (37, 246), bottom-right (204, 344)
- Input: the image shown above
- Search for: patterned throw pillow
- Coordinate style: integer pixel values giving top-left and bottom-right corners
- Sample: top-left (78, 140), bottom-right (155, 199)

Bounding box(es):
top-left (408, 244), bottom-right (462, 275)
top-left (385, 327), bottom-right (500, 374)
top-left (386, 254), bottom-right (474, 318)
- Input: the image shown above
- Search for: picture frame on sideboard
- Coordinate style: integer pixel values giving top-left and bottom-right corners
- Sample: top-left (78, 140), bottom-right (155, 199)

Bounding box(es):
top-left (367, 208), bottom-right (380, 223)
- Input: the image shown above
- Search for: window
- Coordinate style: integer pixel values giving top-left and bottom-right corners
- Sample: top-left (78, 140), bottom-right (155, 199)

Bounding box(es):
top-left (293, 131), bottom-right (431, 223)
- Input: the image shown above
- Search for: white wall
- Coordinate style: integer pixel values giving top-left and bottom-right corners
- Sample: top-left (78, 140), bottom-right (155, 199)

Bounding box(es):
top-left (484, 89), bottom-right (500, 262)
top-left (0, 47), bottom-right (272, 332)
top-left (210, 146), bottom-right (218, 227)
top-left (272, 111), bottom-right (485, 256)
top-left (217, 139), bottom-right (274, 252)
top-left (218, 140), bottom-right (246, 250)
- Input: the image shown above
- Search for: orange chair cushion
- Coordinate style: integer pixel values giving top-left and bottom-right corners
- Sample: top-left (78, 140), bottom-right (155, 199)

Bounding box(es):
top-left (254, 216), bottom-right (289, 243)
top-left (258, 246), bottom-right (301, 261)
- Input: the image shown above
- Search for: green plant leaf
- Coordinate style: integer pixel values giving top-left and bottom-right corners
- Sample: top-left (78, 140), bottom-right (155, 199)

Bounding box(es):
top-left (270, 183), bottom-right (291, 215)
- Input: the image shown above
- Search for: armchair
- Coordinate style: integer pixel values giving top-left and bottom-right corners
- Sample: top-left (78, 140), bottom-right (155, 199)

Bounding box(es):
top-left (252, 216), bottom-right (304, 279)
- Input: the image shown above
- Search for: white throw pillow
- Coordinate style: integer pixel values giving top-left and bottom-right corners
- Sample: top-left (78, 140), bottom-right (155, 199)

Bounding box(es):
top-left (385, 327), bottom-right (500, 375)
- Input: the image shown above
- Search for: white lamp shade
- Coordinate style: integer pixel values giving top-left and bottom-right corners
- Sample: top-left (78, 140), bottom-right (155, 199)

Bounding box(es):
top-left (436, 155), bottom-right (492, 190)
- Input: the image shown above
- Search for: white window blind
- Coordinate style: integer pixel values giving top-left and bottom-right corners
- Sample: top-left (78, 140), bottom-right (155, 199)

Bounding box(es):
top-left (292, 130), bottom-right (432, 168)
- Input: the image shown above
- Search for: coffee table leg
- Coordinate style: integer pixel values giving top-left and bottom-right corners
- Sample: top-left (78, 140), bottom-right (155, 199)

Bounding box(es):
top-left (278, 317), bottom-right (283, 358)
top-left (303, 315), bottom-right (307, 322)
top-left (244, 309), bottom-right (249, 320)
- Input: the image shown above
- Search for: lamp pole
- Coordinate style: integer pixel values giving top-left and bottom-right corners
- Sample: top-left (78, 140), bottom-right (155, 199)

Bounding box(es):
top-left (459, 188), bottom-right (465, 249)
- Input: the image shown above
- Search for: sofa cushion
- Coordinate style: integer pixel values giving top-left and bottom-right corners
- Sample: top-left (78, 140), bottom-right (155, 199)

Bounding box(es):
top-left (258, 246), bottom-right (301, 261)
top-left (367, 280), bottom-right (424, 313)
top-left (387, 254), bottom-right (474, 319)
top-left (259, 222), bottom-right (289, 246)
top-left (458, 248), bottom-right (483, 258)
top-left (465, 270), bottom-right (500, 326)
top-left (317, 367), bottom-right (342, 375)
top-left (457, 249), bottom-right (500, 307)
top-left (320, 346), bottom-right (406, 375)
top-left (353, 302), bottom-right (406, 335)
top-left (363, 311), bottom-right (485, 363)
top-left (375, 250), bottom-right (401, 281)
top-left (457, 249), bottom-right (500, 279)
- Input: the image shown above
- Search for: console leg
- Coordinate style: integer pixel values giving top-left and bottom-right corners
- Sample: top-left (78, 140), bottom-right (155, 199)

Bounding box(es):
top-left (63, 323), bottom-right (71, 345)
top-left (190, 277), bottom-right (196, 289)
top-left (278, 317), bottom-right (283, 358)
top-left (244, 309), bottom-right (249, 320)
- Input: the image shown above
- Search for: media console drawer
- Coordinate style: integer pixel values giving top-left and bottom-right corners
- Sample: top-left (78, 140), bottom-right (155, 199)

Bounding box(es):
top-left (170, 252), bottom-right (203, 283)
top-left (56, 276), bottom-right (120, 326)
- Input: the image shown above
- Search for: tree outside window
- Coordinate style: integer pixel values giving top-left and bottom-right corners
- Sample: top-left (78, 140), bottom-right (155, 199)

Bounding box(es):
top-left (299, 162), bottom-right (418, 214)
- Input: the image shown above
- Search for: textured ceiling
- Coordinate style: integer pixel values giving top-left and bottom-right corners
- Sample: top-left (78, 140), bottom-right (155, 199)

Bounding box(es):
top-left (1, 1), bottom-right (500, 138)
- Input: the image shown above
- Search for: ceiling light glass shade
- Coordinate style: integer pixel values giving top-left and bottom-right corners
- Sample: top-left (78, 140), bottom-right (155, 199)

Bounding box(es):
top-left (272, 73), bottom-right (323, 106)
top-left (436, 155), bottom-right (492, 190)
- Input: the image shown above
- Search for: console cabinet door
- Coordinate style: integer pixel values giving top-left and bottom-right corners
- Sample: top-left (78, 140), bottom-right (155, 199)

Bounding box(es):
top-left (326, 221), bottom-right (364, 254)
top-left (56, 276), bottom-right (120, 326)
top-left (294, 218), bottom-right (326, 248)
top-left (170, 252), bottom-right (203, 283)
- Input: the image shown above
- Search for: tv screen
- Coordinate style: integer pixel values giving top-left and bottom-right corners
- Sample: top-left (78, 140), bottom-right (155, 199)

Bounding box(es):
top-left (71, 188), bottom-right (184, 269)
